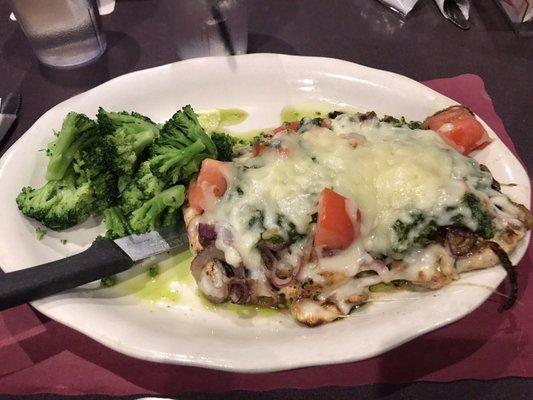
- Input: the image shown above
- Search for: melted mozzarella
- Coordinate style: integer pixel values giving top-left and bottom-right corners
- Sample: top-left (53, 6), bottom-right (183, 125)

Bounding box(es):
top-left (202, 114), bottom-right (506, 285)
top-left (315, 241), bottom-right (374, 278)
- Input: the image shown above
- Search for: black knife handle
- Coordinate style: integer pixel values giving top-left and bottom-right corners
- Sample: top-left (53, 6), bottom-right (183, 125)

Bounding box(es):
top-left (0, 238), bottom-right (134, 311)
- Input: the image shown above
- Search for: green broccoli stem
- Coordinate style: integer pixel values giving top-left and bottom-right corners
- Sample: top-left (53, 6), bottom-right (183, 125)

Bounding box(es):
top-left (129, 185), bottom-right (185, 234)
top-left (149, 140), bottom-right (206, 184)
top-left (46, 112), bottom-right (98, 181)
top-left (104, 207), bottom-right (131, 239)
top-left (182, 105), bottom-right (218, 157)
top-left (133, 129), bottom-right (157, 152)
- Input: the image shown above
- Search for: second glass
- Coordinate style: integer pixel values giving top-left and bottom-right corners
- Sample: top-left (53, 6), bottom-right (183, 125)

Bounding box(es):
top-left (173, 0), bottom-right (248, 59)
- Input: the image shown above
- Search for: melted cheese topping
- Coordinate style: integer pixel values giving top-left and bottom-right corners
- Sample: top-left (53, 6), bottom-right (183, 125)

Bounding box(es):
top-left (203, 114), bottom-right (484, 272)
top-left (194, 112), bottom-right (530, 316)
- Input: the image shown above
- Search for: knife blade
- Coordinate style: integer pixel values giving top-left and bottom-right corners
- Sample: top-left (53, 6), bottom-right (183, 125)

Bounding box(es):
top-left (0, 92), bottom-right (21, 143)
top-left (0, 221), bottom-right (189, 310)
top-left (0, 92), bottom-right (21, 114)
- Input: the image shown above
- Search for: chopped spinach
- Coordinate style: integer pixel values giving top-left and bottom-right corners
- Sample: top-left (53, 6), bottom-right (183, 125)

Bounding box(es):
top-left (392, 212), bottom-right (426, 253)
top-left (328, 111), bottom-right (344, 119)
top-left (277, 213), bottom-right (306, 244)
top-left (298, 117), bottom-right (323, 131)
top-left (248, 209), bottom-right (265, 229)
top-left (462, 192), bottom-right (495, 239)
top-left (407, 120), bottom-right (424, 130)
top-left (265, 234), bottom-right (286, 245)
top-left (392, 192), bottom-right (495, 253)
top-left (381, 115), bottom-right (424, 130)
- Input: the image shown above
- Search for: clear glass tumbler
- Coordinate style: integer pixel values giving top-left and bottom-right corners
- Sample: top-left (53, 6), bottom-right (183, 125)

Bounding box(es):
top-left (9, 0), bottom-right (107, 68)
top-left (173, 0), bottom-right (248, 59)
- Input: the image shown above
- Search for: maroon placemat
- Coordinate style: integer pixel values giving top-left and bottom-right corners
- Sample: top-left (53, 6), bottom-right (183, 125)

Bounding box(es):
top-left (0, 74), bottom-right (531, 396)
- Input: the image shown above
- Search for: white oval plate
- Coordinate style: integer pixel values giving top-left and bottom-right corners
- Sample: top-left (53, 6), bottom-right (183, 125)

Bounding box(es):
top-left (0, 54), bottom-right (529, 372)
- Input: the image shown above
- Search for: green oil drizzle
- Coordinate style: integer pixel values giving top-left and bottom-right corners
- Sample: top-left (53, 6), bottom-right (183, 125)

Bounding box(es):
top-left (118, 250), bottom-right (194, 303)
top-left (218, 108), bottom-right (249, 127)
top-left (198, 108), bottom-right (249, 134)
top-left (116, 249), bottom-right (278, 318)
top-left (198, 293), bottom-right (279, 318)
top-left (280, 106), bottom-right (327, 123)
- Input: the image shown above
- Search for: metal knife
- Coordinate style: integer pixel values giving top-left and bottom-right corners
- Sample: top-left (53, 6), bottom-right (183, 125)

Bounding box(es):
top-left (0, 222), bottom-right (189, 310)
top-left (0, 92), bottom-right (21, 143)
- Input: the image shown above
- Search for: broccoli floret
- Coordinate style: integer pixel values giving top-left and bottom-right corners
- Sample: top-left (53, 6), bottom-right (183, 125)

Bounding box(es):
top-left (17, 168), bottom-right (94, 230)
top-left (101, 275), bottom-right (117, 287)
top-left (97, 108), bottom-right (156, 135)
top-left (153, 105), bottom-right (217, 157)
top-left (129, 185), bottom-right (185, 234)
top-left (211, 132), bottom-right (238, 161)
top-left (119, 162), bottom-right (166, 214)
top-left (149, 139), bottom-right (206, 184)
top-left (73, 139), bottom-right (119, 213)
top-left (148, 265), bottom-right (159, 277)
top-left (90, 171), bottom-right (119, 213)
top-left (146, 106), bottom-right (219, 186)
top-left (45, 112), bottom-right (99, 181)
top-left (97, 108), bottom-right (159, 177)
top-left (35, 227), bottom-right (45, 240)
top-left (103, 207), bottom-right (131, 239)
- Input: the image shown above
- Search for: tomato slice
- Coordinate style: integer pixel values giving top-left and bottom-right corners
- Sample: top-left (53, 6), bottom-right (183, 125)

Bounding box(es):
top-left (427, 106), bottom-right (490, 155)
top-left (253, 142), bottom-right (268, 157)
top-left (187, 158), bottom-right (230, 211)
top-left (187, 179), bottom-right (203, 211)
top-left (287, 121), bottom-right (299, 131)
top-left (314, 188), bottom-right (359, 251)
top-left (253, 143), bottom-right (291, 157)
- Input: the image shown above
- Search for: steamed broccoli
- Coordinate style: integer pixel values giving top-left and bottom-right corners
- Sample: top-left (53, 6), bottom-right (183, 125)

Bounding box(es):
top-left (97, 108), bottom-right (159, 176)
top-left (73, 139), bottom-right (119, 212)
top-left (149, 139), bottom-right (206, 184)
top-left (129, 185), bottom-right (186, 234)
top-left (18, 105), bottom-right (222, 239)
top-left (90, 171), bottom-right (119, 212)
top-left (103, 207), bottom-right (131, 239)
top-left (17, 168), bottom-right (94, 230)
top-left (45, 112), bottom-right (99, 181)
top-left (211, 132), bottom-right (238, 161)
top-left (119, 162), bottom-right (165, 215)
top-left (152, 105), bottom-right (217, 157)
top-left (35, 227), bottom-right (46, 240)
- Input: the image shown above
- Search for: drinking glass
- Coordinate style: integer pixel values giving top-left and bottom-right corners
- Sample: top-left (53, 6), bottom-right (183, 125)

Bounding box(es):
top-left (173, 0), bottom-right (248, 59)
top-left (9, 0), bottom-right (107, 68)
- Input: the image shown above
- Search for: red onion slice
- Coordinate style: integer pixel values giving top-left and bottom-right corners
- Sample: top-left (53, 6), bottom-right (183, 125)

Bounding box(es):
top-left (360, 259), bottom-right (390, 279)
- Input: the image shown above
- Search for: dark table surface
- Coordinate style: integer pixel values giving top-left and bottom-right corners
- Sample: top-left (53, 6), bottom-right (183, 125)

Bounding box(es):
top-left (0, 0), bottom-right (532, 398)
top-left (1, 0), bottom-right (532, 171)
